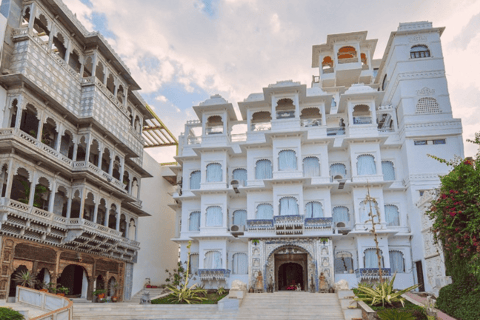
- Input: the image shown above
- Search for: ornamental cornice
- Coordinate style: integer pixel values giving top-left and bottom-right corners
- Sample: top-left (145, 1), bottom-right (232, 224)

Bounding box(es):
top-left (404, 120), bottom-right (461, 130)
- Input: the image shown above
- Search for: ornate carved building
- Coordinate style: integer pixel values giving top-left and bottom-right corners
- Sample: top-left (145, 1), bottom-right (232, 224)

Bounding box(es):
top-left (173, 22), bottom-right (463, 292)
top-left (0, 0), bottom-right (170, 301)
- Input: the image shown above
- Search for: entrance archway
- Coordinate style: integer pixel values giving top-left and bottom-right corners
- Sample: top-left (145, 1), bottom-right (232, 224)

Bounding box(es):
top-left (278, 262), bottom-right (304, 290)
top-left (9, 265), bottom-right (28, 297)
top-left (58, 265), bottom-right (88, 298)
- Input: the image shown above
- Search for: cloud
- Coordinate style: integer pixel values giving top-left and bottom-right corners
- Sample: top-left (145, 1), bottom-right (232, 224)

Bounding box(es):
top-left (63, 0), bottom-right (480, 161)
top-left (155, 95), bottom-right (168, 102)
top-left (62, 0), bottom-right (94, 31)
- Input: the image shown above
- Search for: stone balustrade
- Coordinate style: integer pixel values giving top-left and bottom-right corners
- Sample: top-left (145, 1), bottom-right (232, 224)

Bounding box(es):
top-left (198, 269), bottom-right (231, 282)
top-left (355, 268), bottom-right (392, 280)
top-left (16, 286), bottom-right (73, 320)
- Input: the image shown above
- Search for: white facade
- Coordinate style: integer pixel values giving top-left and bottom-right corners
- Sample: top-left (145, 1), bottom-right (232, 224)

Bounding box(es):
top-left (173, 22), bottom-right (463, 293)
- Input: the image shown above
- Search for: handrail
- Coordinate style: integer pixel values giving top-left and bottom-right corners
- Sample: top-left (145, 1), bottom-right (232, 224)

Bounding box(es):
top-left (16, 286), bottom-right (73, 320)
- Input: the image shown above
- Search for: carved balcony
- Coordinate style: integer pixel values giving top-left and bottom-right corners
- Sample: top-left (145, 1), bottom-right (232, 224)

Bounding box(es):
top-left (304, 217), bottom-right (333, 230)
top-left (0, 198), bottom-right (139, 262)
top-left (198, 269), bottom-right (231, 282)
top-left (274, 215), bottom-right (304, 235)
top-left (355, 268), bottom-right (392, 281)
top-left (246, 219), bottom-right (274, 232)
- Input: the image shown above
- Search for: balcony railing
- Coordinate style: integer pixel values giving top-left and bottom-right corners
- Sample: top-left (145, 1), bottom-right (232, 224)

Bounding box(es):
top-left (327, 127), bottom-right (345, 136)
top-left (276, 111), bottom-right (295, 119)
top-left (301, 119), bottom-right (322, 127)
top-left (353, 116), bottom-right (372, 125)
top-left (304, 217), bottom-right (333, 229)
top-left (246, 219), bottom-right (274, 231)
top-left (274, 215), bottom-right (304, 235)
top-left (187, 136), bottom-right (202, 145)
top-left (355, 268), bottom-right (392, 280)
top-left (230, 133), bottom-right (247, 142)
top-left (251, 122), bottom-right (271, 131)
top-left (198, 269), bottom-right (231, 282)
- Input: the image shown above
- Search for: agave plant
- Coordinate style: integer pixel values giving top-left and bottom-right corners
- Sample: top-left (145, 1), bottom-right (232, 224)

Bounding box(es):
top-left (13, 270), bottom-right (36, 288)
top-left (354, 273), bottom-right (418, 307)
top-left (165, 241), bottom-right (207, 304)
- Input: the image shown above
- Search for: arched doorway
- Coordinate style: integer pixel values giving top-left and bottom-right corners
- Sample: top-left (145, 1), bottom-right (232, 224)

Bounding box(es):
top-left (35, 268), bottom-right (51, 290)
top-left (9, 265), bottom-right (28, 297)
top-left (278, 263), bottom-right (304, 290)
top-left (58, 265), bottom-right (88, 298)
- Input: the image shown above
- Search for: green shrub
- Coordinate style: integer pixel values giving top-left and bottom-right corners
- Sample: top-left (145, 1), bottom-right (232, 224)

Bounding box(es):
top-left (0, 308), bottom-right (25, 320)
top-left (436, 282), bottom-right (480, 320)
top-left (377, 309), bottom-right (415, 320)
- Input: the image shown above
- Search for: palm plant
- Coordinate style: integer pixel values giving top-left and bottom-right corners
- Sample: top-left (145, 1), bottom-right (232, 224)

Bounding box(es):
top-left (165, 241), bottom-right (207, 304)
top-left (354, 273), bottom-right (418, 307)
top-left (13, 270), bottom-right (36, 288)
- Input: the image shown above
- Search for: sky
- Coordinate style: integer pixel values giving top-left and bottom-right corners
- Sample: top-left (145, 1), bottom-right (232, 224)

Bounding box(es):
top-left (63, 0), bottom-right (480, 163)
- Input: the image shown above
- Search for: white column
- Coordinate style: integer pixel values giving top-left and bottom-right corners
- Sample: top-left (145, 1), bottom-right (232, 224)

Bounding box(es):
top-left (27, 4), bottom-right (37, 32)
top-left (79, 188), bottom-right (86, 218)
top-left (125, 216), bottom-right (129, 238)
top-left (85, 135), bottom-right (92, 164)
top-left (64, 39), bottom-right (72, 64)
top-left (104, 206), bottom-right (109, 227)
top-left (27, 173), bottom-right (36, 207)
top-left (97, 149), bottom-right (103, 168)
top-left (115, 212), bottom-right (120, 231)
top-left (4, 159), bottom-right (14, 199)
top-left (66, 197), bottom-right (72, 218)
top-left (47, 180), bottom-right (56, 213)
top-left (36, 112), bottom-right (44, 140)
top-left (72, 143), bottom-right (79, 161)
top-left (91, 51), bottom-right (98, 78)
top-left (93, 202), bottom-right (99, 224)
top-left (108, 155), bottom-right (114, 176)
top-left (119, 159), bottom-right (125, 183)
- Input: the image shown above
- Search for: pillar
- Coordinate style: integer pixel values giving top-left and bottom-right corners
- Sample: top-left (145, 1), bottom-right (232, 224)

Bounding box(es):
top-left (124, 216), bottom-right (129, 239)
top-left (64, 39), bottom-right (72, 64)
top-left (108, 156), bottom-right (114, 176)
top-left (115, 211), bottom-right (120, 231)
top-left (93, 202), bottom-right (99, 224)
top-left (119, 160), bottom-right (125, 183)
top-left (14, 105), bottom-right (23, 130)
top-left (47, 180), bottom-right (56, 213)
top-left (47, 26), bottom-right (54, 52)
top-left (79, 188), bottom-right (86, 219)
top-left (27, 174), bottom-right (36, 207)
top-left (36, 112), bottom-right (44, 140)
top-left (123, 87), bottom-right (129, 107)
top-left (91, 51), bottom-right (98, 78)
top-left (27, 4), bottom-right (37, 32)
top-left (72, 143), bottom-right (79, 161)
top-left (4, 159), bottom-right (14, 199)
top-left (97, 149), bottom-right (103, 168)
top-left (66, 197), bottom-right (72, 219)
top-left (104, 205), bottom-right (109, 227)
top-left (85, 135), bottom-right (92, 164)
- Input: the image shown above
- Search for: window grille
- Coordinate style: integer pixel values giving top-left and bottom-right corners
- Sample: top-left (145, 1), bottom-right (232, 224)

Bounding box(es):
top-left (415, 97), bottom-right (441, 114)
top-left (410, 45), bottom-right (430, 59)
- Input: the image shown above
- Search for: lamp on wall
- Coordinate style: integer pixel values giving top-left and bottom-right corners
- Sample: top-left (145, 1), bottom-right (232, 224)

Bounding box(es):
top-left (231, 180), bottom-right (240, 194)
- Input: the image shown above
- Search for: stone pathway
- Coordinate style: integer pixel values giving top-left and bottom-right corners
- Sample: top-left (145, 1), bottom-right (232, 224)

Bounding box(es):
top-left (236, 292), bottom-right (344, 320)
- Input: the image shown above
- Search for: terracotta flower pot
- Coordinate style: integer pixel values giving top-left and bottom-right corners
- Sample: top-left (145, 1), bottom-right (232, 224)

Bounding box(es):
top-left (98, 293), bottom-right (105, 299)
top-left (40, 289), bottom-right (48, 292)
top-left (56, 293), bottom-right (65, 297)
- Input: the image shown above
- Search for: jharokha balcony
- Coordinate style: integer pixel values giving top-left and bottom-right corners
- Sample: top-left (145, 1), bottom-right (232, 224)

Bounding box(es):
top-left (355, 268), bottom-right (392, 281)
top-left (246, 216), bottom-right (333, 235)
top-left (198, 269), bottom-right (231, 282)
top-left (0, 198), bottom-right (139, 262)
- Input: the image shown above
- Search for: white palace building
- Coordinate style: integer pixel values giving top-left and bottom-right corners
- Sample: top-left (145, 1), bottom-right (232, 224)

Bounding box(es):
top-left (172, 22), bottom-right (463, 294)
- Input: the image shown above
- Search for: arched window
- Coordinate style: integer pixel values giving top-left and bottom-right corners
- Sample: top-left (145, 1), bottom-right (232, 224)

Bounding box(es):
top-left (334, 252), bottom-right (354, 273)
top-left (332, 206), bottom-right (350, 225)
top-left (206, 115), bottom-right (223, 135)
top-left (322, 56), bottom-right (333, 72)
top-left (330, 163), bottom-right (346, 179)
top-left (204, 251), bottom-right (222, 269)
top-left (410, 45), bottom-right (430, 59)
top-left (278, 150), bottom-right (297, 171)
top-left (352, 105), bottom-right (372, 124)
top-left (276, 98), bottom-right (295, 119)
top-left (255, 159), bottom-right (272, 179)
top-left (206, 206), bottom-right (222, 227)
top-left (305, 201), bottom-right (323, 218)
top-left (232, 168), bottom-right (247, 186)
top-left (189, 211), bottom-right (200, 231)
top-left (190, 254), bottom-right (199, 274)
top-left (233, 210), bottom-right (247, 226)
top-left (337, 46), bottom-right (357, 62)
top-left (357, 155), bottom-right (376, 175)
top-left (360, 200), bottom-right (379, 224)
top-left (232, 253), bottom-right (248, 274)
top-left (389, 251), bottom-right (405, 273)
top-left (303, 157), bottom-right (320, 177)
top-left (300, 108), bottom-right (322, 127)
top-left (251, 111), bottom-right (271, 131)
top-left (256, 204), bottom-right (273, 219)
top-left (206, 163), bottom-right (222, 182)
top-left (190, 170), bottom-right (201, 189)
top-left (279, 197), bottom-right (299, 216)
top-left (364, 248), bottom-right (383, 268)
top-left (382, 161), bottom-right (395, 181)
top-left (385, 205), bottom-right (400, 226)
top-left (415, 97), bottom-right (441, 114)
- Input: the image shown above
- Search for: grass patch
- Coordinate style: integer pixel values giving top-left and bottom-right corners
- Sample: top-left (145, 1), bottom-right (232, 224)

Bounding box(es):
top-left (152, 293), bottom-right (227, 305)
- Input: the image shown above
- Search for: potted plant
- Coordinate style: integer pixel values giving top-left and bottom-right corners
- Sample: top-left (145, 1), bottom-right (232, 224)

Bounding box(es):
top-left (12, 270), bottom-right (36, 288)
top-left (56, 286), bottom-right (69, 297)
top-left (111, 282), bottom-right (120, 302)
top-left (93, 289), bottom-right (106, 302)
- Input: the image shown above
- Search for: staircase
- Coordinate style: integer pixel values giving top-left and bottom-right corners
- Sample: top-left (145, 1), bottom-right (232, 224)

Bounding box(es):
top-left (72, 304), bottom-right (237, 320)
top-left (236, 292), bottom-right (344, 320)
